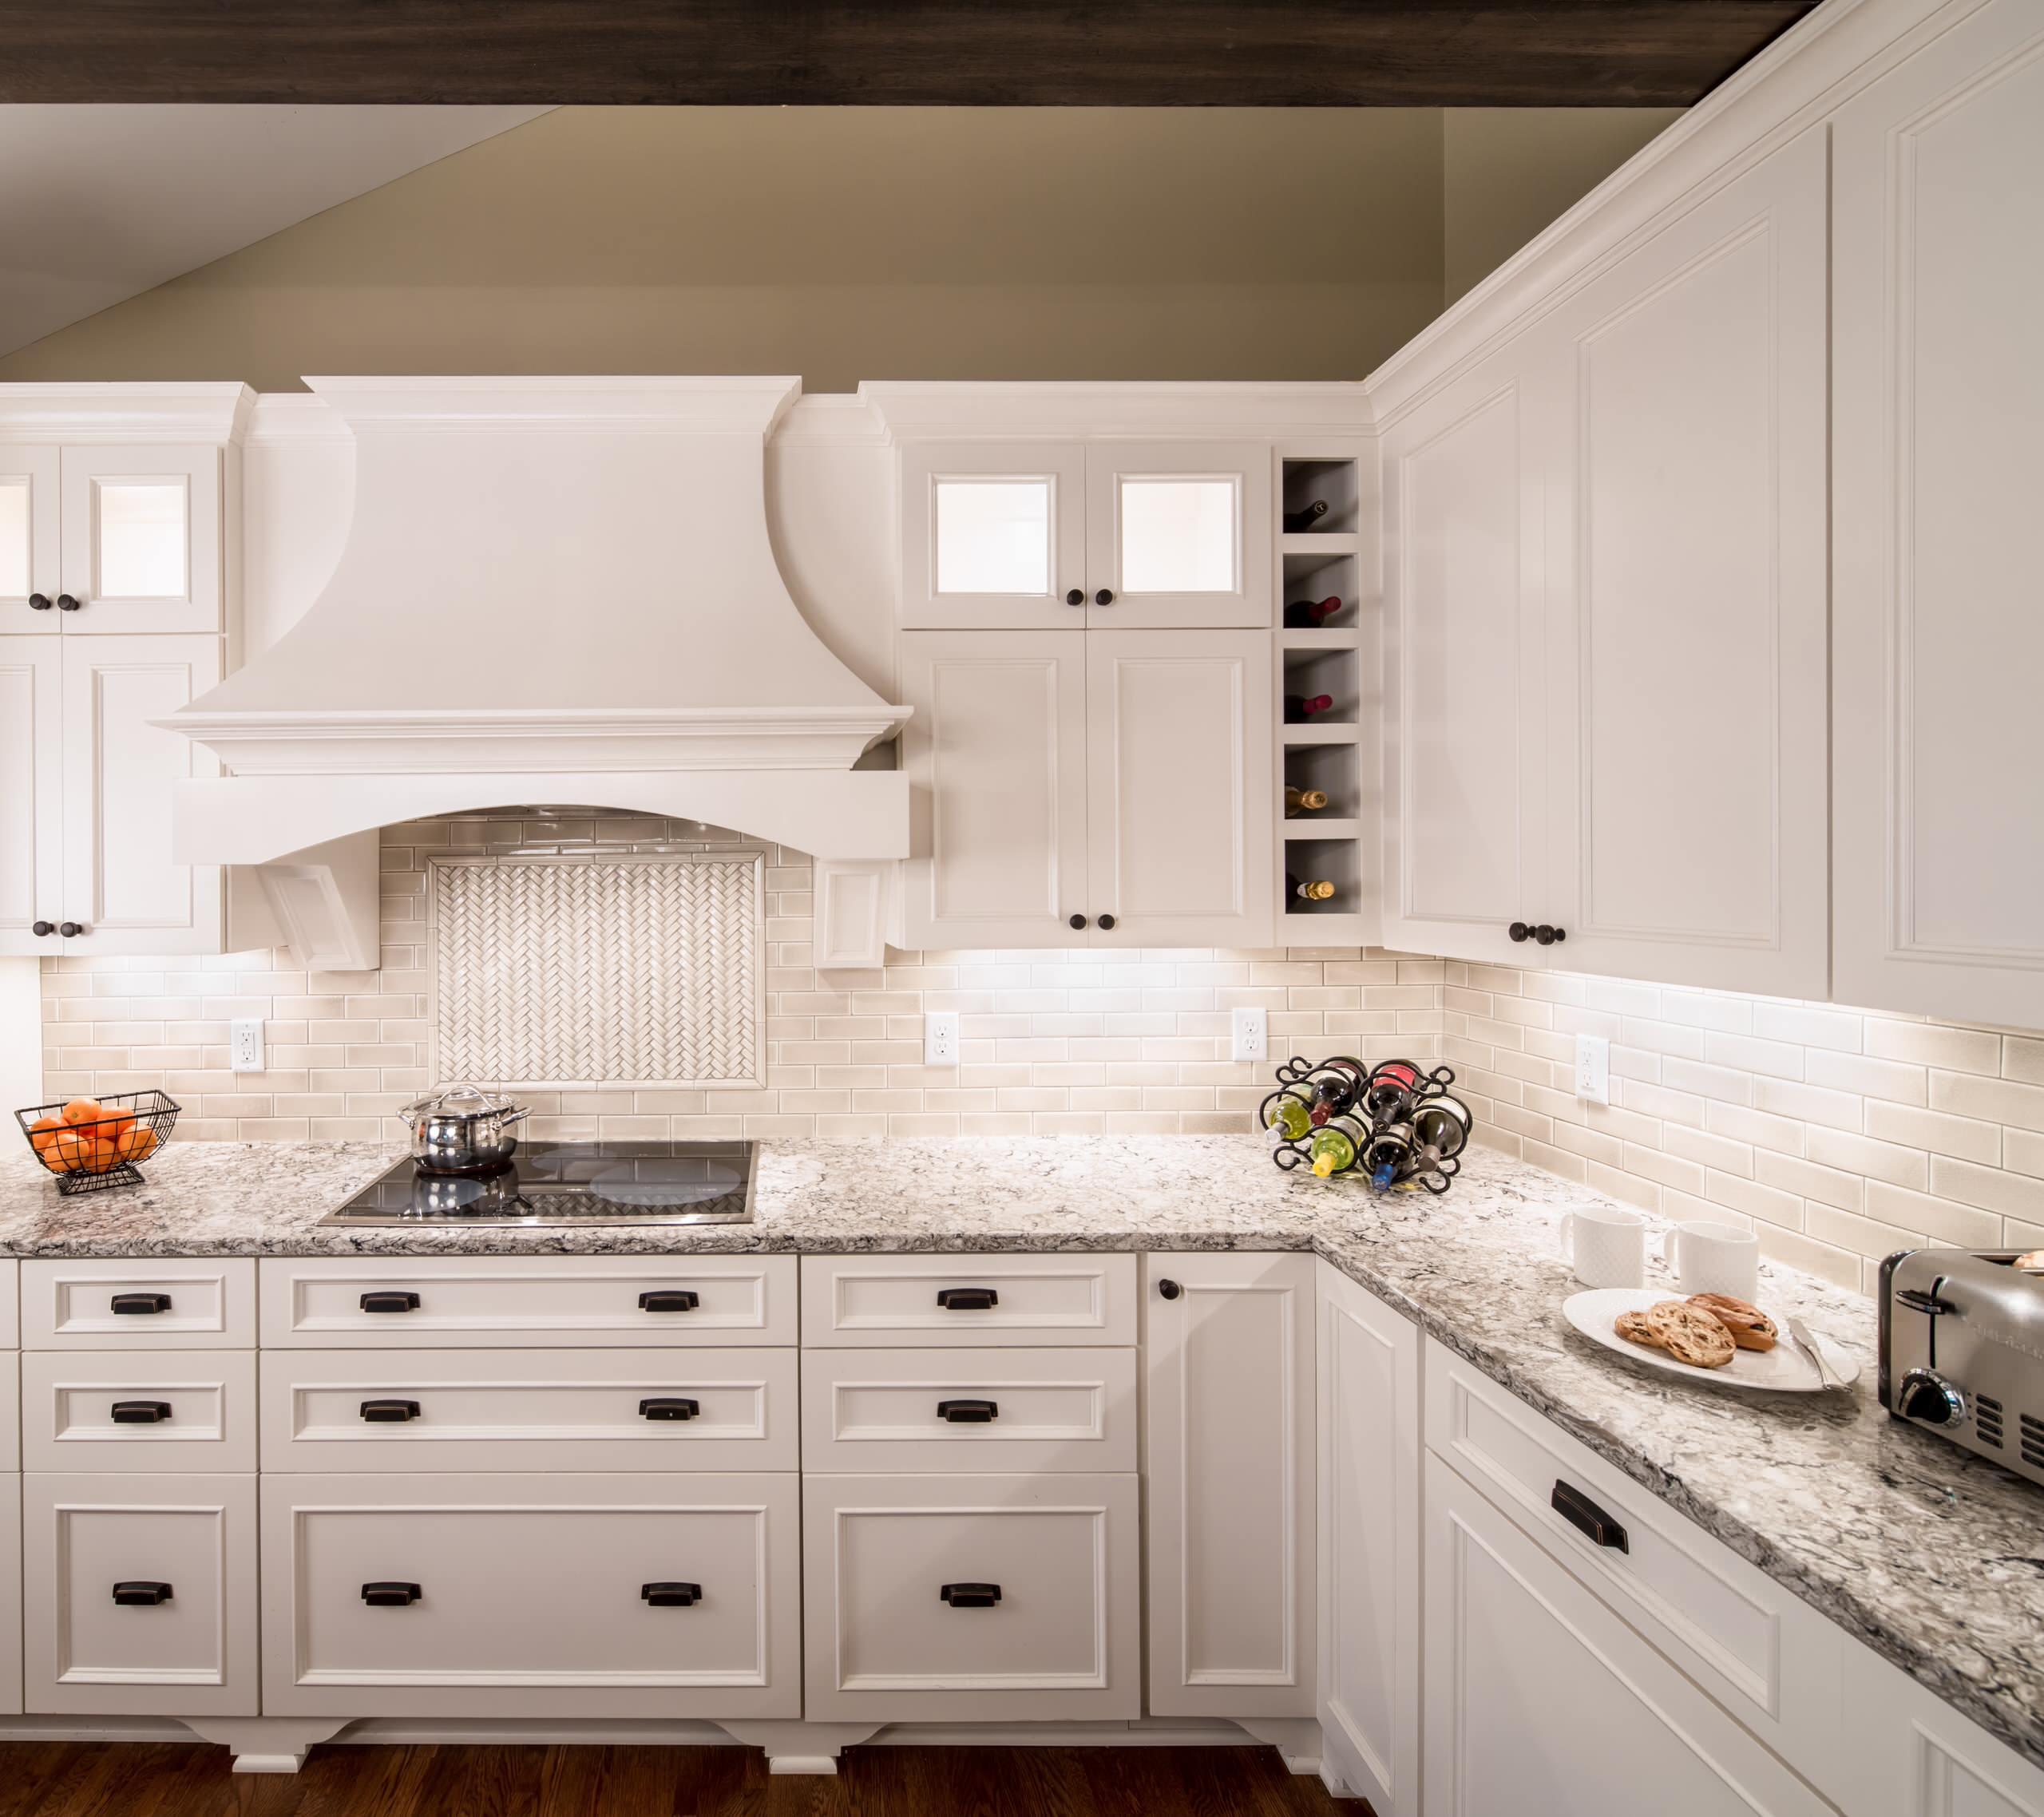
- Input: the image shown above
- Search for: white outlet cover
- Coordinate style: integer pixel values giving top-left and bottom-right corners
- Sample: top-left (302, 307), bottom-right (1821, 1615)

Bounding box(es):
top-left (1230, 1007), bottom-right (1268, 1063)
top-left (230, 1017), bottom-right (265, 1075)
top-left (924, 1009), bottom-right (961, 1067)
top-left (1575, 1033), bottom-right (1610, 1105)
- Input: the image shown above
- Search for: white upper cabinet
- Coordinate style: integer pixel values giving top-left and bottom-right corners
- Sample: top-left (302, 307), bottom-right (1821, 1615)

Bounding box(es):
top-left (0, 445), bottom-right (60, 634)
top-left (901, 440), bottom-right (1270, 630)
top-left (1832, 0), bottom-right (2044, 1028)
top-left (0, 639), bottom-right (63, 956)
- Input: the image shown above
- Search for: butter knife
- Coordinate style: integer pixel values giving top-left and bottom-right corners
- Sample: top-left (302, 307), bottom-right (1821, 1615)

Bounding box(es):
top-left (1787, 1316), bottom-right (1840, 1390)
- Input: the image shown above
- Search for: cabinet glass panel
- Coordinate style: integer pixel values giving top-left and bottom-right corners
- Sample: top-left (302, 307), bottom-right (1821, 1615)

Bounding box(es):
top-left (934, 479), bottom-right (1051, 596)
top-left (1118, 477), bottom-right (1239, 593)
top-left (0, 481), bottom-right (26, 596)
top-left (95, 481), bottom-right (188, 599)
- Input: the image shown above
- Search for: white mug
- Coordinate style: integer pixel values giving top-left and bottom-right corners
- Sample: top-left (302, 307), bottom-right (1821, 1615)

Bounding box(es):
top-left (1664, 1220), bottom-right (1761, 1301)
top-left (1559, 1204), bottom-right (1647, 1289)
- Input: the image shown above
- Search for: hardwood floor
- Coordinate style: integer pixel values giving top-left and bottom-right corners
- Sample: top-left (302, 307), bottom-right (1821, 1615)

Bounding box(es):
top-left (0, 1741), bottom-right (1360, 1816)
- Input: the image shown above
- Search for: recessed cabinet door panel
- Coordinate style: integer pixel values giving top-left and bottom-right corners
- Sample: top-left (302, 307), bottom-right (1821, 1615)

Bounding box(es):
top-left (900, 629), bottom-right (1090, 949)
top-left (901, 442), bottom-right (1087, 631)
top-left (0, 445), bottom-right (60, 635)
top-left (1085, 442), bottom-right (1271, 628)
top-left (1085, 630), bottom-right (1272, 947)
top-left (1541, 129), bottom-right (1828, 999)
top-left (0, 637), bottom-right (64, 956)
top-left (59, 633), bottom-right (222, 956)
top-left (1832, 0), bottom-right (2044, 1026)
top-left (57, 445), bottom-right (220, 635)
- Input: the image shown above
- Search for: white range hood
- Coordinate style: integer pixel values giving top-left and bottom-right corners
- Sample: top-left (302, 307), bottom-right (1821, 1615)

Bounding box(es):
top-left (164, 375), bottom-right (911, 868)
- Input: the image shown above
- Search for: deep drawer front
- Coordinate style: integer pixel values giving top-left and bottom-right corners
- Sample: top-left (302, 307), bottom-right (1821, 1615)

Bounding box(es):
top-left (1423, 1336), bottom-right (1842, 1756)
top-left (259, 1472), bottom-right (800, 1719)
top-left (261, 1348), bottom-right (798, 1472)
top-left (259, 1255), bottom-right (797, 1348)
top-left (802, 1472), bottom-right (1140, 1722)
top-left (23, 1259), bottom-right (256, 1350)
top-left (22, 1471), bottom-right (259, 1717)
top-left (22, 1350), bottom-right (256, 1473)
top-left (802, 1347), bottom-right (1137, 1473)
top-left (801, 1254), bottom-right (1138, 1348)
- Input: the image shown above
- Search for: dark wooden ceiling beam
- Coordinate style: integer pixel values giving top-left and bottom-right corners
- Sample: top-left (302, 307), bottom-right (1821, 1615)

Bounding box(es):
top-left (0, 1), bottom-right (1820, 106)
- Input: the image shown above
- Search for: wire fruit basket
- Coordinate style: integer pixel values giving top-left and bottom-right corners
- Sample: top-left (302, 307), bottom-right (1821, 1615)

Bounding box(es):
top-left (14, 1091), bottom-right (180, 1196)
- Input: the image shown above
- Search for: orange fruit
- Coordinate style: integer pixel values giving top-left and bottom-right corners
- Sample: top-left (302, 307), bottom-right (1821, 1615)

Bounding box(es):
top-left (81, 1137), bottom-right (121, 1174)
top-left (117, 1126), bottom-right (159, 1163)
top-left (61, 1098), bottom-right (104, 1126)
top-left (101, 1109), bottom-right (137, 1142)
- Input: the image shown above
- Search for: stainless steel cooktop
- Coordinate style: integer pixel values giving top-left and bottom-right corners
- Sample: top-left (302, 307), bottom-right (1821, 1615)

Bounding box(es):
top-left (319, 1139), bottom-right (757, 1227)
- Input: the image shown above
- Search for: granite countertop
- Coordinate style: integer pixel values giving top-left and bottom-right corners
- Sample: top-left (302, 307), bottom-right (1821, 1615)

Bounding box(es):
top-left (1, 1134), bottom-right (2039, 1768)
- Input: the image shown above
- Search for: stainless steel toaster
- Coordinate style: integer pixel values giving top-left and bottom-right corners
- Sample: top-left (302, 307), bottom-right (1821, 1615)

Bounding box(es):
top-left (1879, 1248), bottom-right (2044, 1485)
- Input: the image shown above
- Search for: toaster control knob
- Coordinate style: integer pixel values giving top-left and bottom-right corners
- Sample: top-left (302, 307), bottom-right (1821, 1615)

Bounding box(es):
top-left (1897, 1368), bottom-right (1965, 1427)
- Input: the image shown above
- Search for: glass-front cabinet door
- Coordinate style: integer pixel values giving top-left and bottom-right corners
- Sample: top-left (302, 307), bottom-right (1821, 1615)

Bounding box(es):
top-left (901, 441), bottom-right (1088, 630)
top-left (0, 445), bottom-right (61, 635)
top-left (1085, 441), bottom-right (1270, 629)
top-left (57, 444), bottom-right (222, 634)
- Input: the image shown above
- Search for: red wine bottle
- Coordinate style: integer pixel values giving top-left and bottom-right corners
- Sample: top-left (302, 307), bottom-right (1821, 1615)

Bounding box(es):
top-left (1283, 693), bottom-right (1334, 722)
top-left (1283, 500), bottom-right (1331, 532)
top-left (1281, 595), bottom-right (1342, 628)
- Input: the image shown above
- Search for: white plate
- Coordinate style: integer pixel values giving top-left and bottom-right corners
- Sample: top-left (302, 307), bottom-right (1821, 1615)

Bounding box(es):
top-left (1563, 1289), bottom-right (1860, 1393)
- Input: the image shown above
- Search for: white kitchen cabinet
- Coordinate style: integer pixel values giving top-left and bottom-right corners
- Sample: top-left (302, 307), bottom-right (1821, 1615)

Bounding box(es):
top-left (24, 1257), bottom-right (256, 1350)
top-left (1421, 1451), bottom-right (1834, 1817)
top-left (1142, 1251), bottom-right (1314, 1720)
top-left (1831, 0), bottom-right (2044, 1027)
top-left (0, 1475), bottom-right (18, 1716)
top-left (901, 440), bottom-right (1270, 631)
top-left (1836, 1637), bottom-right (2044, 1817)
top-left (800, 1253), bottom-right (1139, 1349)
top-left (0, 444), bottom-right (59, 635)
top-left (900, 627), bottom-right (1272, 950)
top-left (57, 445), bottom-right (222, 635)
top-left (0, 636), bottom-right (63, 955)
top-left (22, 1349), bottom-right (256, 1475)
top-left (1316, 1261), bottom-right (1419, 1815)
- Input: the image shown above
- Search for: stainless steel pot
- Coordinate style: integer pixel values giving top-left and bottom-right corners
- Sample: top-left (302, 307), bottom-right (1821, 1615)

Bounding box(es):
top-left (398, 1084), bottom-right (529, 1173)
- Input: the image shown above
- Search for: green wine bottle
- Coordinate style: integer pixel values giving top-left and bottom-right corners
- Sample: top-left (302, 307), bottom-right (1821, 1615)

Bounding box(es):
top-left (1309, 1123), bottom-right (1357, 1178)
top-left (1263, 1095), bottom-right (1313, 1142)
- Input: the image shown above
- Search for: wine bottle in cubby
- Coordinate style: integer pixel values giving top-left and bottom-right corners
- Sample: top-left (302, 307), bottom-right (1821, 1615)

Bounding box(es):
top-left (1284, 786), bottom-right (1329, 817)
top-left (1283, 500), bottom-right (1331, 532)
top-left (1288, 873), bottom-right (1336, 903)
top-left (1283, 693), bottom-right (1333, 722)
top-left (1281, 595), bottom-right (1342, 628)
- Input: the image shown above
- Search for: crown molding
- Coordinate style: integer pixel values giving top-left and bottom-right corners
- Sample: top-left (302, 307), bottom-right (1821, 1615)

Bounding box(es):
top-left (863, 380), bottom-right (1371, 445)
top-left (0, 380), bottom-right (256, 444)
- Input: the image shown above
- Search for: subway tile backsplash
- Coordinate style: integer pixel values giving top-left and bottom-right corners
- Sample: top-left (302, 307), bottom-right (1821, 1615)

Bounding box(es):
top-left (37, 810), bottom-right (2044, 1298)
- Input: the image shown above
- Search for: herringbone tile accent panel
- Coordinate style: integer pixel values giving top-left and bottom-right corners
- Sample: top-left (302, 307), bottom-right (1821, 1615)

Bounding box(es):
top-left (430, 854), bottom-right (765, 1086)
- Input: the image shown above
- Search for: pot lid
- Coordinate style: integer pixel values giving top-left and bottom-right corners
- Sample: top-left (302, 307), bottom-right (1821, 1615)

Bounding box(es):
top-left (400, 1083), bottom-right (524, 1121)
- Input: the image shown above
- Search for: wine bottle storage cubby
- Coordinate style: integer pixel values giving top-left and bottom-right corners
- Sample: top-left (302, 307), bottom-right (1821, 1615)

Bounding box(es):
top-left (1282, 837), bottom-right (1363, 919)
top-left (1282, 645), bottom-right (1358, 726)
top-left (1281, 742), bottom-right (1361, 822)
top-left (1281, 549), bottom-right (1360, 631)
top-left (1281, 457), bottom-right (1362, 536)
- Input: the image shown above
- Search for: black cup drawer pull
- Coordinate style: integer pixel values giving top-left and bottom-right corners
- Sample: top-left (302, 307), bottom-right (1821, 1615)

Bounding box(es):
top-left (110, 1292), bottom-right (172, 1315)
top-left (640, 1397), bottom-right (701, 1421)
top-left (641, 1581), bottom-right (703, 1607)
top-left (936, 1287), bottom-right (998, 1312)
top-left (1551, 1479), bottom-right (1629, 1553)
top-left (359, 1290), bottom-right (421, 1314)
top-left (113, 1581), bottom-right (173, 1605)
top-left (937, 1399), bottom-right (999, 1423)
top-left (639, 1289), bottom-right (701, 1313)
top-left (110, 1400), bottom-right (173, 1424)
top-left (360, 1399), bottom-right (422, 1423)
top-left (362, 1581), bottom-right (422, 1606)
top-left (940, 1581), bottom-right (1002, 1608)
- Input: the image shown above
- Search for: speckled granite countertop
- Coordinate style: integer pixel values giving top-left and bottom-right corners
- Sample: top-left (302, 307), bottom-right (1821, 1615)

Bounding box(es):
top-left (2, 1134), bottom-right (2039, 1768)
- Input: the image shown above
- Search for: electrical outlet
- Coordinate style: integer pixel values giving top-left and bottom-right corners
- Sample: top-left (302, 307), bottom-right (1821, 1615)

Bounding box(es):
top-left (1230, 1007), bottom-right (1268, 1063)
top-left (924, 1010), bottom-right (961, 1067)
top-left (231, 1018), bottom-right (266, 1075)
top-left (1575, 1032), bottom-right (1610, 1105)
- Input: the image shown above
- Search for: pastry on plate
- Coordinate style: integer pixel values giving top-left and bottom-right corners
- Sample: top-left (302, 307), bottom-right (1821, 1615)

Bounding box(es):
top-left (1686, 1292), bottom-right (1777, 1352)
top-left (1614, 1299), bottom-right (1737, 1369)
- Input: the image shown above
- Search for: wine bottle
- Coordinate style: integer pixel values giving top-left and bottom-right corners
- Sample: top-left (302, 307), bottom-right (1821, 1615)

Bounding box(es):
top-left (1361, 1123), bottom-right (1416, 1191)
top-left (1412, 1095), bottom-right (1471, 1160)
top-left (1310, 1063), bottom-right (1361, 1118)
top-left (1283, 500), bottom-right (1331, 532)
top-left (1288, 874), bottom-right (1336, 903)
top-left (1262, 1093), bottom-right (1313, 1142)
top-left (1281, 595), bottom-right (1342, 629)
top-left (1282, 693), bottom-right (1334, 722)
top-left (1283, 786), bottom-right (1329, 817)
top-left (1364, 1059), bottom-right (1422, 1122)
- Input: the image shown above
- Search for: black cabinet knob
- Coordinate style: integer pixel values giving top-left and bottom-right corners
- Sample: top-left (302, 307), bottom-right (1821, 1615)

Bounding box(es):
top-left (361, 1581), bottom-right (422, 1607)
top-left (111, 1292), bottom-right (172, 1315)
top-left (935, 1286), bottom-right (998, 1311)
top-left (641, 1581), bottom-right (702, 1607)
top-left (56, 593), bottom-right (80, 612)
top-left (1068, 913), bottom-right (1087, 929)
top-left (1534, 924), bottom-right (1558, 945)
top-left (359, 1399), bottom-right (422, 1423)
top-left (111, 1400), bottom-right (172, 1424)
top-left (1157, 1278), bottom-right (1182, 1300)
top-left (940, 1581), bottom-right (1002, 1608)
top-left (1065, 588), bottom-right (1085, 606)
top-left (1551, 1479), bottom-right (1628, 1552)
top-left (113, 1581), bottom-right (173, 1605)
top-left (59, 921), bottom-right (85, 937)
top-left (1097, 912), bottom-right (1116, 930)
top-left (32, 920), bottom-right (54, 937)
top-left (28, 592), bottom-right (52, 612)
top-left (1553, 926), bottom-right (1567, 943)
top-left (359, 1290), bottom-right (420, 1313)
top-left (937, 1399), bottom-right (999, 1423)
top-left (638, 1289), bottom-right (700, 1313)
top-left (1094, 588), bottom-right (1114, 606)
top-left (640, 1397), bottom-right (700, 1421)
top-left (1508, 921), bottom-right (1531, 943)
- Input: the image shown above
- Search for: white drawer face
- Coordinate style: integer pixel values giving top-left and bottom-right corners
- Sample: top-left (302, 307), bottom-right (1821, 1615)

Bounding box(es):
top-left (23, 1350), bottom-right (256, 1473)
top-left (0, 1352), bottom-right (17, 1471)
top-left (260, 1472), bottom-right (800, 1719)
top-left (0, 1258), bottom-right (18, 1348)
top-left (801, 1254), bottom-right (1138, 1348)
top-left (23, 1259), bottom-right (256, 1349)
top-left (260, 1255), bottom-right (797, 1348)
top-left (261, 1348), bottom-right (798, 1473)
top-left (802, 1347), bottom-right (1137, 1473)
top-left (802, 1472), bottom-right (1140, 1722)
top-left (22, 1471), bottom-right (258, 1716)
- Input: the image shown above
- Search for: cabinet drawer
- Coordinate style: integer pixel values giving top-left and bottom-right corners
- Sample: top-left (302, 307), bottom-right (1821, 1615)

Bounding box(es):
top-left (802, 1472), bottom-right (1139, 1721)
top-left (22, 1350), bottom-right (255, 1472)
top-left (259, 1472), bottom-right (800, 1719)
top-left (1424, 1337), bottom-right (1843, 1770)
top-left (801, 1253), bottom-right (1137, 1348)
top-left (802, 1347), bottom-right (1136, 1473)
top-left (22, 1258), bottom-right (255, 1349)
top-left (261, 1348), bottom-right (798, 1472)
top-left (22, 1471), bottom-right (258, 1716)
top-left (259, 1255), bottom-right (796, 1348)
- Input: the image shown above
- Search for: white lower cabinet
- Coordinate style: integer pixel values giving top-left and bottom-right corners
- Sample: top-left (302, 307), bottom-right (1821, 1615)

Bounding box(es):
top-left (23, 1471), bottom-right (258, 1716)
top-left (259, 1472), bottom-right (801, 1720)
top-left (801, 1471), bottom-right (1139, 1723)
top-left (1836, 1640), bottom-right (2044, 1817)
top-left (0, 1476), bottom-right (18, 1716)
top-left (22, 1349), bottom-right (256, 1474)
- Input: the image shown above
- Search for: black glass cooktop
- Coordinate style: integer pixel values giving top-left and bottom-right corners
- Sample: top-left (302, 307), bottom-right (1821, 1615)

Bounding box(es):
top-left (320, 1140), bottom-right (756, 1227)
